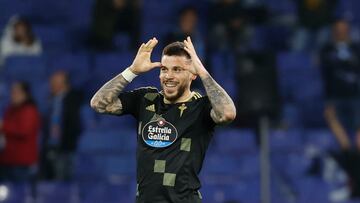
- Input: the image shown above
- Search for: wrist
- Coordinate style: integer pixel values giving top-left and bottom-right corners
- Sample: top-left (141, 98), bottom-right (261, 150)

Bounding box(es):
top-left (122, 67), bottom-right (138, 82)
top-left (129, 65), bottom-right (141, 75)
top-left (197, 69), bottom-right (210, 78)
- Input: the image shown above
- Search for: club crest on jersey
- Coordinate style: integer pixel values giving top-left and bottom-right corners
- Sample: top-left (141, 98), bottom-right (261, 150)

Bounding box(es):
top-left (142, 118), bottom-right (178, 148)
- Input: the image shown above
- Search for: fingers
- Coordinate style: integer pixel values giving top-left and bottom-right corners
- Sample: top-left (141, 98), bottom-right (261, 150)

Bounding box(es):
top-left (144, 39), bottom-right (152, 47)
top-left (146, 37), bottom-right (158, 49)
top-left (140, 37), bottom-right (158, 53)
top-left (136, 37), bottom-right (158, 54)
top-left (183, 36), bottom-right (195, 50)
top-left (183, 46), bottom-right (191, 55)
top-left (137, 43), bottom-right (145, 54)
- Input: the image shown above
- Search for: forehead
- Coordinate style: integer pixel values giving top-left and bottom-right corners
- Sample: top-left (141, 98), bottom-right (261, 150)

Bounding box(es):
top-left (161, 55), bottom-right (190, 68)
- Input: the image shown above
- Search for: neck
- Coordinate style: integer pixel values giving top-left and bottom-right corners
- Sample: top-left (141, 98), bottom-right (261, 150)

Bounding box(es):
top-left (164, 89), bottom-right (193, 104)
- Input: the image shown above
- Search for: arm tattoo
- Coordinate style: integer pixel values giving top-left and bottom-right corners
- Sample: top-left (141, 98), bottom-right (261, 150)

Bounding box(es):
top-left (201, 74), bottom-right (236, 124)
top-left (90, 73), bottom-right (129, 115)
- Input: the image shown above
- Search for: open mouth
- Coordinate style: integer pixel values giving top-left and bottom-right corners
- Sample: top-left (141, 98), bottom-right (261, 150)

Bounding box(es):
top-left (164, 81), bottom-right (178, 88)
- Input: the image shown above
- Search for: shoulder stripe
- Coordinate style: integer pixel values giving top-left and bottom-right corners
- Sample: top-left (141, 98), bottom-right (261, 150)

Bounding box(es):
top-left (144, 92), bottom-right (159, 101)
top-left (133, 86), bottom-right (158, 91)
top-left (195, 92), bottom-right (202, 98)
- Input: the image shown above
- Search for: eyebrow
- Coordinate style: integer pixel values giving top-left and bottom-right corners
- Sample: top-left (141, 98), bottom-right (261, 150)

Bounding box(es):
top-left (160, 65), bottom-right (184, 69)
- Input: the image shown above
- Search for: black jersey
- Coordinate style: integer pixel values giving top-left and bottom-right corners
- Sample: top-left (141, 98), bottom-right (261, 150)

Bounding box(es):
top-left (118, 87), bottom-right (216, 203)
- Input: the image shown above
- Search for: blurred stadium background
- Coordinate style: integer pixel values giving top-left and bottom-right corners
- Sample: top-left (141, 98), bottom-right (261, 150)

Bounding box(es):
top-left (0, 0), bottom-right (360, 202)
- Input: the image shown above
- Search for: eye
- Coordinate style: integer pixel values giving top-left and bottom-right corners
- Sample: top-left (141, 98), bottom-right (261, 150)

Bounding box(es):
top-left (160, 67), bottom-right (167, 72)
top-left (174, 67), bottom-right (182, 72)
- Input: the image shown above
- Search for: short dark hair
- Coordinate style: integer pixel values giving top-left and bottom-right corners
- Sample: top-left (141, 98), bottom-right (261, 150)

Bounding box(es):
top-left (162, 42), bottom-right (190, 59)
top-left (14, 81), bottom-right (36, 105)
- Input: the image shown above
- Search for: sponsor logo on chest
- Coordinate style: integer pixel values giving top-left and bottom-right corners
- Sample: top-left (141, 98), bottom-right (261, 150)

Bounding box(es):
top-left (142, 119), bottom-right (178, 148)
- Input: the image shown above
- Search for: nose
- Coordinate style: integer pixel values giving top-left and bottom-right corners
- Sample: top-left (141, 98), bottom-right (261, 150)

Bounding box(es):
top-left (164, 70), bottom-right (174, 79)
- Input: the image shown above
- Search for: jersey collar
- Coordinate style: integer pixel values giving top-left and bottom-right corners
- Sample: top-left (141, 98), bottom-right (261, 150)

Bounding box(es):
top-left (162, 91), bottom-right (197, 104)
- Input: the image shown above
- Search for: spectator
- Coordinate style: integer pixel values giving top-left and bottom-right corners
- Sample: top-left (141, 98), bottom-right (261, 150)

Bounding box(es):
top-left (208, 0), bottom-right (250, 52)
top-left (90, 0), bottom-right (140, 51)
top-left (321, 20), bottom-right (360, 146)
top-left (291, 0), bottom-right (338, 51)
top-left (165, 6), bottom-right (205, 60)
top-left (321, 20), bottom-right (360, 198)
top-left (0, 81), bottom-right (41, 182)
top-left (0, 16), bottom-right (42, 65)
top-left (41, 71), bottom-right (83, 180)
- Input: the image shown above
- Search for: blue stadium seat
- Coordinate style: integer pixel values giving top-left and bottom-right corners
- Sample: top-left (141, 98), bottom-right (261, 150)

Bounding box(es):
top-left (272, 151), bottom-right (312, 178)
top-left (78, 129), bottom-right (137, 154)
top-left (97, 114), bottom-right (136, 130)
top-left (94, 52), bottom-right (133, 82)
top-left (47, 52), bottom-right (91, 88)
top-left (200, 180), bottom-right (261, 203)
top-left (3, 56), bottom-right (47, 84)
top-left (305, 128), bottom-right (337, 151)
top-left (142, 0), bottom-right (175, 20)
top-left (80, 155), bottom-right (136, 178)
top-left (294, 177), bottom-right (330, 203)
top-left (0, 182), bottom-right (30, 203)
top-left (228, 180), bottom-right (261, 203)
top-left (36, 182), bottom-right (78, 203)
top-left (277, 52), bottom-right (325, 127)
top-left (248, 26), bottom-right (268, 51)
top-left (213, 128), bottom-right (256, 153)
top-left (74, 153), bottom-right (103, 180)
top-left (103, 155), bottom-right (136, 176)
top-left (209, 52), bottom-right (237, 99)
top-left (30, 82), bottom-right (49, 114)
top-left (114, 33), bottom-right (131, 51)
top-left (75, 153), bottom-right (136, 181)
top-left (66, 0), bottom-right (95, 29)
top-left (91, 52), bottom-right (133, 95)
top-left (202, 155), bottom-right (242, 175)
top-left (265, 25), bottom-right (292, 51)
top-left (0, 1), bottom-right (32, 25)
top-left (299, 100), bottom-right (327, 128)
top-left (200, 184), bottom-right (230, 203)
top-left (141, 21), bottom-right (173, 43)
top-left (281, 103), bottom-right (303, 128)
top-left (79, 181), bottom-right (133, 203)
top-left (276, 52), bottom-right (316, 101)
top-left (269, 129), bottom-right (304, 152)
top-left (238, 153), bottom-right (260, 179)
top-left (29, 0), bottom-right (70, 24)
top-left (0, 82), bottom-right (10, 115)
top-left (93, 52), bottom-right (160, 94)
top-left (33, 25), bottom-right (70, 52)
top-left (140, 0), bottom-right (177, 43)
top-left (80, 105), bottom-right (98, 131)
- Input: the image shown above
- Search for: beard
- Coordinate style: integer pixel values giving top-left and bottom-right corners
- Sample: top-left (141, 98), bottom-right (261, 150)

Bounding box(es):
top-left (161, 82), bottom-right (188, 102)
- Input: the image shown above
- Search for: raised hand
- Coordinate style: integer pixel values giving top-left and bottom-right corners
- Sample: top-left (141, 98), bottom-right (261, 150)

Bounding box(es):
top-left (130, 37), bottom-right (161, 75)
top-left (183, 36), bottom-right (208, 77)
top-left (183, 36), bottom-right (236, 124)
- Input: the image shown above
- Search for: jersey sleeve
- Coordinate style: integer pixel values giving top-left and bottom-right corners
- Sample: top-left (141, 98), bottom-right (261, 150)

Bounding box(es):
top-left (118, 87), bottom-right (158, 118)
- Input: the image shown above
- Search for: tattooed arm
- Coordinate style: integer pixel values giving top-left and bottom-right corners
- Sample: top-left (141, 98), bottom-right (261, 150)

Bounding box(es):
top-left (90, 74), bottom-right (129, 114)
top-left (200, 74), bottom-right (236, 124)
top-left (183, 37), bottom-right (236, 124)
top-left (90, 37), bottom-right (161, 114)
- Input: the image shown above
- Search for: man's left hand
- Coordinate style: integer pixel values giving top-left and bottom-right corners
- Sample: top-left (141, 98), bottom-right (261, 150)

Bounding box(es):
top-left (183, 36), bottom-right (209, 77)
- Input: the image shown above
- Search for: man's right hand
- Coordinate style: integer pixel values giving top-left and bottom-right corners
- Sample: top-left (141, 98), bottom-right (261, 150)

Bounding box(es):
top-left (129, 37), bottom-right (161, 75)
